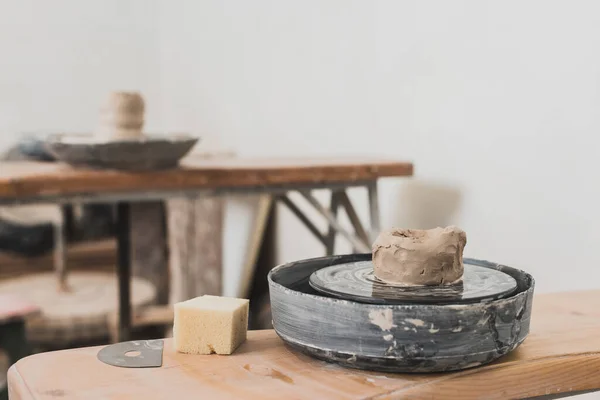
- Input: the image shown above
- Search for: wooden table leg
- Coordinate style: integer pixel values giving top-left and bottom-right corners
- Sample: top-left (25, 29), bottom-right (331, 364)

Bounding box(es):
top-left (53, 217), bottom-right (68, 292)
top-left (116, 202), bottom-right (131, 342)
top-left (107, 201), bottom-right (168, 343)
top-left (325, 192), bottom-right (340, 256)
top-left (130, 202), bottom-right (168, 305)
top-left (367, 181), bottom-right (380, 242)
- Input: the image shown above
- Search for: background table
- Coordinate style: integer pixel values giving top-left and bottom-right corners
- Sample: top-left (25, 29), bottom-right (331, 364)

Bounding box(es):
top-left (0, 156), bottom-right (413, 341)
top-left (0, 157), bottom-right (412, 201)
top-left (8, 290), bottom-right (600, 400)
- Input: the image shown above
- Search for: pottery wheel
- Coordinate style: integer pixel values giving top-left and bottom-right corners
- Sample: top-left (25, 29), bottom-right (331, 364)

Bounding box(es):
top-left (309, 260), bottom-right (517, 304)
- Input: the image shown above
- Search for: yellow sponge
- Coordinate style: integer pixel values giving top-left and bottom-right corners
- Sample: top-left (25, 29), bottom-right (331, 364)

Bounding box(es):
top-left (173, 295), bottom-right (249, 355)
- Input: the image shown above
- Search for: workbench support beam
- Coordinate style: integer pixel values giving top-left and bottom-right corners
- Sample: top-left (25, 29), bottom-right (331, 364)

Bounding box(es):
top-left (337, 190), bottom-right (370, 247)
top-left (325, 192), bottom-right (341, 255)
top-left (276, 195), bottom-right (327, 247)
top-left (300, 191), bottom-right (370, 253)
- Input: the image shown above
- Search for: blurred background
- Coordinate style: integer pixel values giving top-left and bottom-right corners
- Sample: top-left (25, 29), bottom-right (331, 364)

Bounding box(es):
top-left (0, 1), bottom-right (598, 398)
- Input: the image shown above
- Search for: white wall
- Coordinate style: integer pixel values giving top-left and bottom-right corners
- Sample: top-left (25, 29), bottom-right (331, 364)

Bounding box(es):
top-left (0, 0), bottom-right (162, 151)
top-left (1, 0), bottom-right (599, 297)
top-left (157, 0), bottom-right (600, 296)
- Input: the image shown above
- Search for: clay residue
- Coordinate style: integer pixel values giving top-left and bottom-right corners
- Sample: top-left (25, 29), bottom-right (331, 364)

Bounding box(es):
top-left (269, 369), bottom-right (294, 384)
top-left (349, 376), bottom-right (377, 387)
top-left (372, 226), bottom-right (467, 286)
top-left (368, 309), bottom-right (397, 331)
top-left (243, 364), bottom-right (294, 384)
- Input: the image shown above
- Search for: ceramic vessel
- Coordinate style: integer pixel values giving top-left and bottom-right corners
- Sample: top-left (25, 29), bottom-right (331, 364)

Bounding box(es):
top-left (45, 134), bottom-right (199, 171)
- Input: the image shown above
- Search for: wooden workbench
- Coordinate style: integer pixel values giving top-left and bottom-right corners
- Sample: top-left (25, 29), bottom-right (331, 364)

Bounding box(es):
top-left (7, 290), bottom-right (600, 400)
top-left (0, 156), bottom-right (414, 342)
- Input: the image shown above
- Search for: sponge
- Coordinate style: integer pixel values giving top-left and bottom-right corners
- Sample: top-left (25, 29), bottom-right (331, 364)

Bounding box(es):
top-left (173, 295), bottom-right (249, 355)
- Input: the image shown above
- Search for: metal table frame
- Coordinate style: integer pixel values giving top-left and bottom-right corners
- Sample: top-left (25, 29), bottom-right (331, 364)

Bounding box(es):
top-left (0, 179), bottom-right (381, 342)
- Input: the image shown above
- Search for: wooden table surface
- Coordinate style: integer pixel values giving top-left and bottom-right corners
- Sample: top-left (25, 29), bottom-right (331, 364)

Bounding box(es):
top-left (0, 156), bottom-right (413, 201)
top-left (8, 290), bottom-right (600, 400)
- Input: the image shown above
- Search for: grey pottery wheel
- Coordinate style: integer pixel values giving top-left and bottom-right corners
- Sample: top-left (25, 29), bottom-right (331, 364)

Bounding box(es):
top-left (268, 254), bottom-right (534, 373)
top-left (309, 261), bottom-right (517, 305)
top-left (45, 134), bottom-right (199, 171)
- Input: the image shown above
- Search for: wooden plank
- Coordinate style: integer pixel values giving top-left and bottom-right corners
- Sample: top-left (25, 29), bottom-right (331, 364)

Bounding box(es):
top-left (0, 157), bottom-right (413, 200)
top-left (8, 291), bottom-right (599, 399)
top-left (166, 196), bottom-right (223, 303)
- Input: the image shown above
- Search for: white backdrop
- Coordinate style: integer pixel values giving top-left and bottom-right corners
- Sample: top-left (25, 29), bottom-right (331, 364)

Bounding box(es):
top-left (1, 0), bottom-right (599, 298)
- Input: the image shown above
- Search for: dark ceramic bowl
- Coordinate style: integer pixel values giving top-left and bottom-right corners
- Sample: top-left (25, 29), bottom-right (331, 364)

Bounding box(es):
top-left (45, 133), bottom-right (199, 171)
top-left (268, 254), bottom-right (534, 373)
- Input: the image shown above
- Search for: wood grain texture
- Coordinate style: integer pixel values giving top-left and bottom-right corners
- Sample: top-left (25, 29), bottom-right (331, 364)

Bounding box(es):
top-left (166, 196), bottom-right (223, 303)
top-left (0, 157), bottom-right (413, 201)
top-left (7, 290), bottom-right (600, 400)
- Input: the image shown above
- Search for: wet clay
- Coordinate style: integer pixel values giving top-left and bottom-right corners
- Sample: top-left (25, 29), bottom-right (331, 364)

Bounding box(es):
top-left (372, 226), bottom-right (467, 286)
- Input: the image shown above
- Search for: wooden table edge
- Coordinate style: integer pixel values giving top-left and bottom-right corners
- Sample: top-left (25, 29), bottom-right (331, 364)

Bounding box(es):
top-left (7, 333), bottom-right (600, 400)
top-left (0, 158), bottom-right (414, 201)
top-left (6, 364), bottom-right (30, 399)
top-left (375, 352), bottom-right (600, 399)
